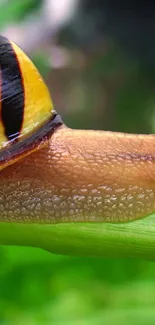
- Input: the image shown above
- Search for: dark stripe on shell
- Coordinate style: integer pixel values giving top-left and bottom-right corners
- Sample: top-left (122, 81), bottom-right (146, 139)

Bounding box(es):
top-left (0, 35), bottom-right (24, 141)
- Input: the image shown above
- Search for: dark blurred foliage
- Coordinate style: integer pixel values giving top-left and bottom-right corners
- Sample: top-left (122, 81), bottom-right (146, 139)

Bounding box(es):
top-left (1, 0), bottom-right (155, 324)
top-left (65, 0), bottom-right (155, 65)
top-left (58, 0), bottom-right (155, 133)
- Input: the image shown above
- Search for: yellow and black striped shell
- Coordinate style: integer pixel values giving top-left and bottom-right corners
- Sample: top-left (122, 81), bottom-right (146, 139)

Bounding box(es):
top-left (0, 35), bottom-right (62, 168)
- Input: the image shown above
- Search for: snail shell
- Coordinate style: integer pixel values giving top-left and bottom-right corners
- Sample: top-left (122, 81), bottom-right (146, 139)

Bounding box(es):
top-left (0, 35), bottom-right (62, 170)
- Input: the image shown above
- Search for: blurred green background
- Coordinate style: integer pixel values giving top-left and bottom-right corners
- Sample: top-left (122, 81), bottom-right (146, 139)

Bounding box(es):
top-left (1, 0), bottom-right (155, 324)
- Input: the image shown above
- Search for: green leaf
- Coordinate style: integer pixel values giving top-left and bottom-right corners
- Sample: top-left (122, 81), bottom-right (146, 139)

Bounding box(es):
top-left (0, 213), bottom-right (155, 260)
top-left (0, 0), bottom-right (43, 28)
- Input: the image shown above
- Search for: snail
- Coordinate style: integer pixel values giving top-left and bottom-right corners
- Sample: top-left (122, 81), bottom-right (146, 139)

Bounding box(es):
top-left (0, 34), bottom-right (155, 225)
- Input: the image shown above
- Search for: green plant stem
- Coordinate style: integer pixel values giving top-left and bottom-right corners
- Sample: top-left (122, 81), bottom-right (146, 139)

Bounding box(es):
top-left (0, 214), bottom-right (155, 260)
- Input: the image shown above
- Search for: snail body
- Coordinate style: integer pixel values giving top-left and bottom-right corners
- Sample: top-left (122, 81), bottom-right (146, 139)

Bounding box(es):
top-left (0, 35), bottom-right (155, 224)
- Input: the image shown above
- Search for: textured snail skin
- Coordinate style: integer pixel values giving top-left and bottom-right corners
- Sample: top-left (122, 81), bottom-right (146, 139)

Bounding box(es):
top-left (1, 124), bottom-right (155, 223)
top-left (0, 35), bottom-right (155, 225)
